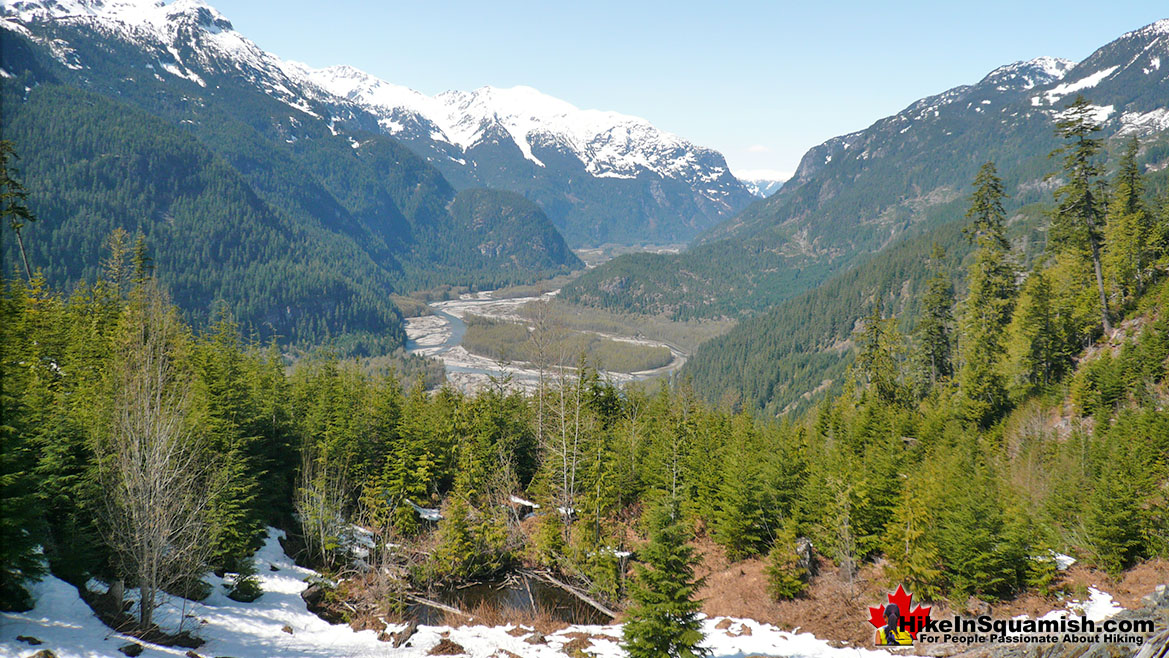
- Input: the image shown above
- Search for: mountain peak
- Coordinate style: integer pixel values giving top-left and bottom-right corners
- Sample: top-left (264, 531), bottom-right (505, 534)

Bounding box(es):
top-left (1, 0), bottom-right (229, 29)
top-left (979, 56), bottom-right (1075, 91)
top-left (1122, 17), bottom-right (1169, 40)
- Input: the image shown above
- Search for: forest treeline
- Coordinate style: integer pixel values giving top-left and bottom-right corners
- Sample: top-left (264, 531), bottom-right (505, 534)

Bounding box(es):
top-left (0, 97), bottom-right (1167, 656)
top-left (1, 242), bottom-right (1165, 622)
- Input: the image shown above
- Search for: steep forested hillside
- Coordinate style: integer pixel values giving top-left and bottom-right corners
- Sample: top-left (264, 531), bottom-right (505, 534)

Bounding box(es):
top-left (0, 10), bottom-right (580, 351)
top-left (682, 139), bottom-right (1168, 416)
top-left (563, 21), bottom-right (1169, 321)
top-left (3, 84), bottom-right (410, 351)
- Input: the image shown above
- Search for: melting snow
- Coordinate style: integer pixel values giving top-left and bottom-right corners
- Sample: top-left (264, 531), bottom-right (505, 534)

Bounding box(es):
top-left (1042, 66), bottom-right (1119, 104)
top-left (0, 528), bottom-right (905, 658)
top-left (1118, 107), bottom-right (1169, 135)
top-left (509, 495), bottom-right (540, 508)
top-left (1036, 587), bottom-right (1126, 624)
top-left (1053, 103), bottom-right (1115, 123)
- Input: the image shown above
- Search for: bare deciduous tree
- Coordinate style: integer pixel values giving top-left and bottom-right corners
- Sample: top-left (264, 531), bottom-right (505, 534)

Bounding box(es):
top-left (98, 281), bottom-right (211, 631)
top-left (296, 445), bottom-right (351, 569)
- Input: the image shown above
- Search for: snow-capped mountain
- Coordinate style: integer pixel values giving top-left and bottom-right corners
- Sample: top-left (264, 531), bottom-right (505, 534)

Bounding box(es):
top-left (783, 56), bottom-right (1076, 189)
top-left (299, 64), bottom-right (733, 184)
top-left (289, 63), bottom-right (755, 245)
top-left (1, 0), bottom-right (329, 116)
top-left (0, 0), bottom-right (755, 247)
top-left (703, 31), bottom-right (1169, 248)
top-left (1028, 19), bottom-right (1169, 136)
top-left (735, 175), bottom-right (787, 198)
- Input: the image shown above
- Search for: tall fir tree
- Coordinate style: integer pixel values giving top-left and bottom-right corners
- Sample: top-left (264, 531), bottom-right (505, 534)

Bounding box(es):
top-left (623, 499), bottom-right (707, 658)
top-left (1103, 136), bottom-right (1150, 305)
top-left (711, 427), bottom-right (768, 561)
top-left (1007, 266), bottom-right (1075, 393)
top-left (1049, 95), bottom-right (1111, 333)
top-left (934, 451), bottom-right (1024, 601)
top-left (914, 244), bottom-right (955, 393)
top-left (764, 522), bottom-right (809, 600)
top-left (1086, 441), bottom-right (1144, 576)
top-left (853, 302), bottom-right (905, 406)
top-left (883, 468), bottom-right (943, 601)
top-left (0, 278), bottom-right (47, 610)
top-left (958, 162), bottom-right (1016, 427)
top-left (0, 141), bottom-right (36, 281)
top-left (195, 315), bottom-right (265, 571)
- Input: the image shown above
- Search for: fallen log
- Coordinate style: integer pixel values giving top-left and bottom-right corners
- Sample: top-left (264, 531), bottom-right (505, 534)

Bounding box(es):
top-left (404, 594), bottom-right (474, 621)
top-left (523, 569), bottom-right (616, 619)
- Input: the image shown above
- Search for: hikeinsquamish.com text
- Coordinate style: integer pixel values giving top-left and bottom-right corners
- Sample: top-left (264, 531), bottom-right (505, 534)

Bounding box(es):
top-left (912, 615), bottom-right (1155, 646)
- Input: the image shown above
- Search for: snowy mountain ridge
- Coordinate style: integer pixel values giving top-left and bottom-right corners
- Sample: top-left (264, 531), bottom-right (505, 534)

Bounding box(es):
top-left (293, 62), bottom-right (739, 186)
top-left (779, 56), bottom-right (1077, 189)
top-left (1, 0), bottom-right (321, 115)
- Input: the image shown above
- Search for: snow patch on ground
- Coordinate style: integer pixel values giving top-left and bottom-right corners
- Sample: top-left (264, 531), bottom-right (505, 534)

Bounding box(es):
top-left (1053, 103), bottom-right (1115, 124)
top-left (1, 527), bottom-right (906, 658)
top-left (1035, 587), bottom-right (1126, 624)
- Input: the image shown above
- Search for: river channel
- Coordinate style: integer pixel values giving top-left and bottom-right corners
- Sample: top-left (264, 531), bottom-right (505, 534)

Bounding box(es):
top-left (403, 290), bottom-right (685, 392)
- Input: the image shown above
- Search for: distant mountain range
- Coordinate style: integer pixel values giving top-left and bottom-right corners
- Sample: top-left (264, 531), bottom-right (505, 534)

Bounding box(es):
top-left (295, 64), bottom-right (757, 245)
top-left (566, 21), bottom-right (1169, 320)
top-left (736, 174), bottom-right (787, 198)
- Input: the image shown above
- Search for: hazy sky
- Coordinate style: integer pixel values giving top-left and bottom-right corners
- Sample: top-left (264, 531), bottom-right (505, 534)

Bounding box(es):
top-left (212, 1), bottom-right (1165, 181)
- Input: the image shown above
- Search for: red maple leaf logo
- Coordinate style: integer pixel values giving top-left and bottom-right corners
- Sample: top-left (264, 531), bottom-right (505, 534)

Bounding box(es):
top-left (868, 584), bottom-right (932, 640)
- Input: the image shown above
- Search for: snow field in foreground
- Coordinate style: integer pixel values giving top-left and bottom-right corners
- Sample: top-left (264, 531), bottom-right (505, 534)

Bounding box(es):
top-left (0, 527), bottom-right (1124, 658)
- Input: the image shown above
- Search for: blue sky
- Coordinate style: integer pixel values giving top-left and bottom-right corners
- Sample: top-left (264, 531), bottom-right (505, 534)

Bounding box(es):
top-left (213, 1), bottom-right (1165, 180)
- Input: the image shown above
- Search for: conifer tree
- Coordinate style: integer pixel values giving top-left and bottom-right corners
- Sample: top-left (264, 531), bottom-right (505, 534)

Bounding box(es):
top-left (764, 523), bottom-right (809, 600)
top-left (1008, 267), bottom-right (1074, 392)
top-left (853, 302), bottom-right (905, 405)
top-left (623, 500), bottom-right (707, 658)
top-left (933, 452), bottom-right (1023, 601)
top-left (196, 316), bottom-right (264, 570)
top-left (0, 141), bottom-right (36, 281)
top-left (1103, 137), bottom-right (1149, 304)
top-left (0, 278), bottom-right (46, 610)
top-left (380, 379), bottom-right (438, 535)
top-left (1086, 447), bottom-right (1144, 576)
top-left (712, 444), bottom-right (767, 561)
top-left (958, 162), bottom-right (1016, 427)
top-left (884, 467), bottom-right (942, 600)
top-left (1049, 95), bottom-right (1111, 332)
top-left (914, 245), bottom-right (955, 393)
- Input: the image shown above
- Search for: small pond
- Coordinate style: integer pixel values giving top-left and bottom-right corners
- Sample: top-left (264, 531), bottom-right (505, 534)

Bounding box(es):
top-left (407, 573), bottom-right (612, 626)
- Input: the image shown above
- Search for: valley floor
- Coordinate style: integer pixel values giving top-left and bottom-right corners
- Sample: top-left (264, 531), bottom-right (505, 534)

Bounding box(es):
top-left (404, 290), bottom-right (688, 392)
